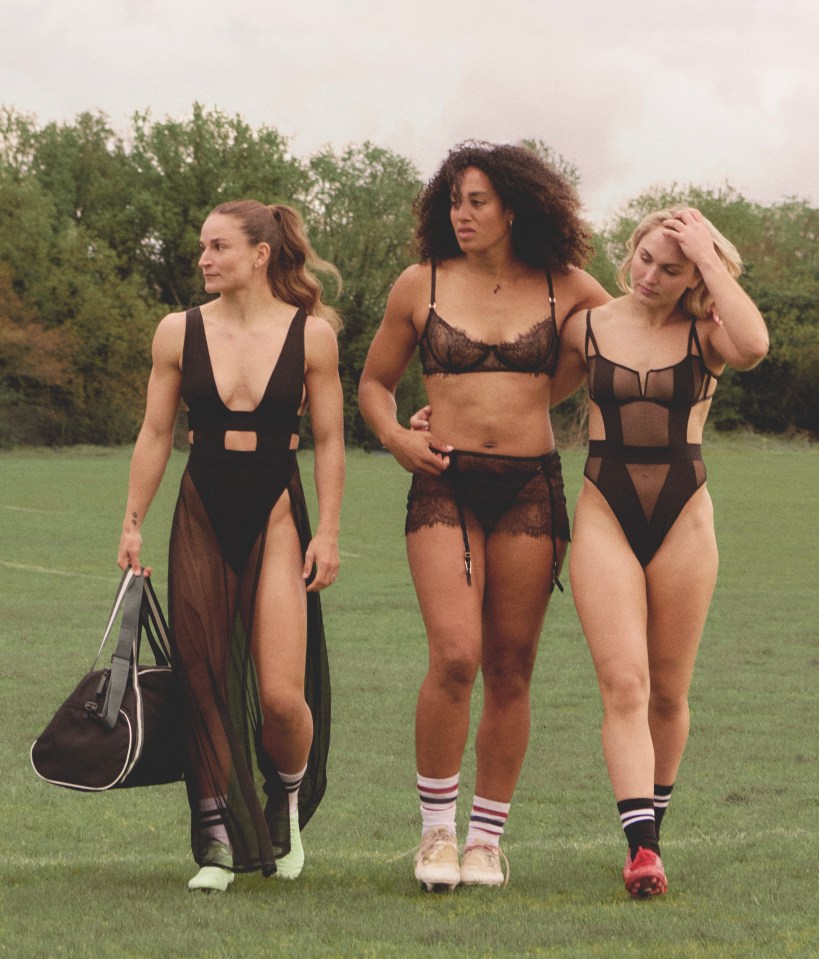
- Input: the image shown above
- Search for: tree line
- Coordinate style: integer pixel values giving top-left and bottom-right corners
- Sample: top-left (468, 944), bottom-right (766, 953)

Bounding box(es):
top-left (0, 105), bottom-right (816, 447)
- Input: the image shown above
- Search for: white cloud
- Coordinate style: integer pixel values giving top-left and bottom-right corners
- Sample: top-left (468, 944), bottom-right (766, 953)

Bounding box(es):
top-left (1, 0), bottom-right (817, 225)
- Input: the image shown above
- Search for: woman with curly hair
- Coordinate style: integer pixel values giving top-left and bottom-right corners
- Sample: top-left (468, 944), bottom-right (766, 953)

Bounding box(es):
top-left (118, 200), bottom-right (345, 891)
top-left (557, 207), bottom-right (768, 896)
top-left (358, 142), bottom-right (609, 890)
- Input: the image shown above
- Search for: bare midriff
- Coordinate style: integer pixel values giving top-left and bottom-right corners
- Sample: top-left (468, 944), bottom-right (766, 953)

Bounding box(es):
top-left (424, 372), bottom-right (555, 455)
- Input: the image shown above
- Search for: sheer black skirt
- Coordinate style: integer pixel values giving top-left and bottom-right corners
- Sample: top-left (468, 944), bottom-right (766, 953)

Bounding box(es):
top-left (168, 447), bottom-right (330, 875)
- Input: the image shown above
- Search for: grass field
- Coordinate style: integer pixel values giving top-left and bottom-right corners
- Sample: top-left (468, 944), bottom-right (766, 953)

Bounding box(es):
top-left (1, 437), bottom-right (817, 958)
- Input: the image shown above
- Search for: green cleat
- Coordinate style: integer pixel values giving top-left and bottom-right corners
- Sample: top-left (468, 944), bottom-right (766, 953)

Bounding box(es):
top-left (275, 811), bottom-right (305, 880)
top-left (188, 841), bottom-right (235, 892)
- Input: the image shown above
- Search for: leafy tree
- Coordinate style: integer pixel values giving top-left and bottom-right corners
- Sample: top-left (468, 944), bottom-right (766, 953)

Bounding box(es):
top-left (128, 103), bottom-right (304, 307)
top-left (40, 224), bottom-right (156, 442)
top-left (0, 261), bottom-right (72, 445)
top-left (303, 142), bottom-right (422, 444)
top-left (1, 106), bottom-right (815, 445)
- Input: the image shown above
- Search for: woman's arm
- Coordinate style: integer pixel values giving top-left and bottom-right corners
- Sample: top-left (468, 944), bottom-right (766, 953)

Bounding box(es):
top-left (558, 267), bottom-right (612, 327)
top-left (550, 308), bottom-right (590, 407)
top-left (358, 266), bottom-right (452, 474)
top-left (664, 209), bottom-right (769, 370)
top-left (303, 317), bottom-right (346, 592)
top-left (118, 313), bottom-right (184, 573)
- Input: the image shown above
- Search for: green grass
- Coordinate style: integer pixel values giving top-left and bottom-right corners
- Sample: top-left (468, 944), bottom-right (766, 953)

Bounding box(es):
top-left (1, 438), bottom-right (817, 958)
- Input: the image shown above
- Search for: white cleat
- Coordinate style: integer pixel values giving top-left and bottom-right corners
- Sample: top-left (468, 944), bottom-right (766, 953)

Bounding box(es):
top-left (414, 826), bottom-right (460, 892)
top-left (459, 843), bottom-right (508, 887)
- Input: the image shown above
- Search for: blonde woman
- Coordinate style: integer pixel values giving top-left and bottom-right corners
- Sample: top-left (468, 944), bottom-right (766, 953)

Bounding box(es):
top-left (557, 207), bottom-right (768, 896)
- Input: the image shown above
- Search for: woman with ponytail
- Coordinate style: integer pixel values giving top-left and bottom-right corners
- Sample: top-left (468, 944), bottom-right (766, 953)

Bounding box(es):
top-left (118, 199), bottom-right (345, 891)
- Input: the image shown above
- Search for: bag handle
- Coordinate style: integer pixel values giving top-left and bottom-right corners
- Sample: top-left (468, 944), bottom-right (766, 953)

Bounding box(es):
top-left (94, 569), bottom-right (136, 666)
top-left (98, 572), bottom-right (145, 729)
top-left (140, 576), bottom-right (172, 667)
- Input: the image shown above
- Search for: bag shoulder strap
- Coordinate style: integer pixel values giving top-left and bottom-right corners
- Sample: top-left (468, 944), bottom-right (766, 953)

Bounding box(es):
top-left (98, 573), bottom-right (145, 729)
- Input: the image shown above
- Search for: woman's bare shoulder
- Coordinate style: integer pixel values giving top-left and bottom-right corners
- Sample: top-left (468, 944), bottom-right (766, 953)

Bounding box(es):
top-left (152, 310), bottom-right (187, 362)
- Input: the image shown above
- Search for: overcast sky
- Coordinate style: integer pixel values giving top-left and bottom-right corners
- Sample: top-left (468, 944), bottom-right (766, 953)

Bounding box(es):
top-left (2, 0), bottom-right (817, 226)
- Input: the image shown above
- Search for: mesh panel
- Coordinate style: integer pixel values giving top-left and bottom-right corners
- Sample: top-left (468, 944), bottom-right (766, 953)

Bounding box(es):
top-left (625, 463), bottom-right (671, 520)
top-left (621, 403), bottom-right (669, 447)
top-left (612, 365), bottom-right (641, 400)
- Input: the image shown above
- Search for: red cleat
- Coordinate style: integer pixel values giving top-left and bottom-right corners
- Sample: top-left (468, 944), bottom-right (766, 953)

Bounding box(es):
top-left (622, 847), bottom-right (668, 898)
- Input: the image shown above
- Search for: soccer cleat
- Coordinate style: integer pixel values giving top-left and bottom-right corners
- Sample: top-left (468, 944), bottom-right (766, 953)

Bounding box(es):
top-left (276, 810), bottom-right (305, 880)
top-left (622, 847), bottom-right (668, 898)
top-left (414, 826), bottom-right (460, 892)
top-left (188, 841), bottom-right (235, 892)
top-left (460, 843), bottom-right (508, 887)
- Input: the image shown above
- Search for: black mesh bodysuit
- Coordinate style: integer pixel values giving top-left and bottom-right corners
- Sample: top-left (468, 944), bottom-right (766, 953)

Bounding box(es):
top-left (169, 306), bottom-right (330, 875)
top-left (407, 264), bottom-right (569, 590)
top-left (583, 310), bottom-right (719, 567)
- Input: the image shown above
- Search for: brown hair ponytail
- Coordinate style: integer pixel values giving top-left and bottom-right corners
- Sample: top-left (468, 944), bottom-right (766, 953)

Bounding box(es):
top-left (267, 204), bottom-right (343, 331)
top-left (209, 199), bottom-right (343, 331)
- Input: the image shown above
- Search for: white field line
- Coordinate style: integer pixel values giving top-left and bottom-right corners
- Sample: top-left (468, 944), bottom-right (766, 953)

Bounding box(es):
top-left (1, 504), bottom-right (73, 514)
top-left (0, 560), bottom-right (116, 583)
top-left (1, 556), bottom-right (362, 579)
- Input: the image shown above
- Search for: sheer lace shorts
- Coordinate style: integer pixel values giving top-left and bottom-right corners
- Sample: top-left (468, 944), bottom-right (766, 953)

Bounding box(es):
top-left (405, 449), bottom-right (570, 541)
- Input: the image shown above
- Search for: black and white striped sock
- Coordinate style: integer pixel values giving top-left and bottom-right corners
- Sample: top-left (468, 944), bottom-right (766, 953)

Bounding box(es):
top-left (654, 783), bottom-right (675, 838)
top-left (199, 796), bottom-right (230, 847)
top-left (280, 765), bottom-right (307, 815)
top-left (617, 797), bottom-right (660, 857)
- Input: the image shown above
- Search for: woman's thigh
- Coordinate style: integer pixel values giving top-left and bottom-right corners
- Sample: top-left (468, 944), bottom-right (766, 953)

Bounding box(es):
top-left (480, 531), bottom-right (558, 677)
top-left (645, 486), bottom-right (719, 697)
top-left (570, 485), bottom-right (651, 688)
top-left (407, 521), bottom-right (486, 673)
top-left (251, 489), bottom-right (308, 700)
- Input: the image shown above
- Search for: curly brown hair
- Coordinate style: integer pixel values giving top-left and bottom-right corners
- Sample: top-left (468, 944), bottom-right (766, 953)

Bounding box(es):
top-left (414, 141), bottom-right (592, 272)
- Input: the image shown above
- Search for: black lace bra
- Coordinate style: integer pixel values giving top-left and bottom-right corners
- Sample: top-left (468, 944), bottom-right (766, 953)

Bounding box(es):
top-left (418, 263), bottom-right (558, 376)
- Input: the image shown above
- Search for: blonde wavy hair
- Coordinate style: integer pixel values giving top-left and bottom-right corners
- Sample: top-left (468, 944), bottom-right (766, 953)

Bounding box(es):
top-left (617, 207), bottom-right (743, 321)
top-left (210, 199), bottom-right (343, 332)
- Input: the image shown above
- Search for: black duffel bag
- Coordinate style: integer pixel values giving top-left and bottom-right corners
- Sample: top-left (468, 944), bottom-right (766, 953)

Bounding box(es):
top-left (31, 569), bottom-right (185, 791)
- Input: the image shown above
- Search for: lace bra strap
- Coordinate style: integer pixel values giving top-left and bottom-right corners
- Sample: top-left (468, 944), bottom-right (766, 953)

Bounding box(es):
top-left (429, 262), bottom-right (437, 308)
top-left (545, 270), bottom-right (556, 326)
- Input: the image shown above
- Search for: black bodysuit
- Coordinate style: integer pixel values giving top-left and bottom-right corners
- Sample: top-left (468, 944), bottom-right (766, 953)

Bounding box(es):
top-left (169, 306), bottom-right (330, 875)
top-left (583, 310), bottom-right (719, 567)
top-left (407, 264), bottom-right (570, 589)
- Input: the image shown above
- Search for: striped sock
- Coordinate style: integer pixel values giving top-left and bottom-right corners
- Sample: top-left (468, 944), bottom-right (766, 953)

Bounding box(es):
top-left (199, 796), bottom-right (230, 847)
top-left (617, 797), bottom-right (660, 857)
top-left (466, 795), bottom-right (510, 849)
top-left (280, 765), bottom-right (307, 815)
top-left (654, 783), bottom-right (674, 838)
top-left (417, 772), bottom-right (459, 836)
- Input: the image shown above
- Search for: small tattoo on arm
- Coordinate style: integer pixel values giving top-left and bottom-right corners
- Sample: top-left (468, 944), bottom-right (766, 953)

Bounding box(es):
top-left (131, 511), bottom-right (138, 527)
